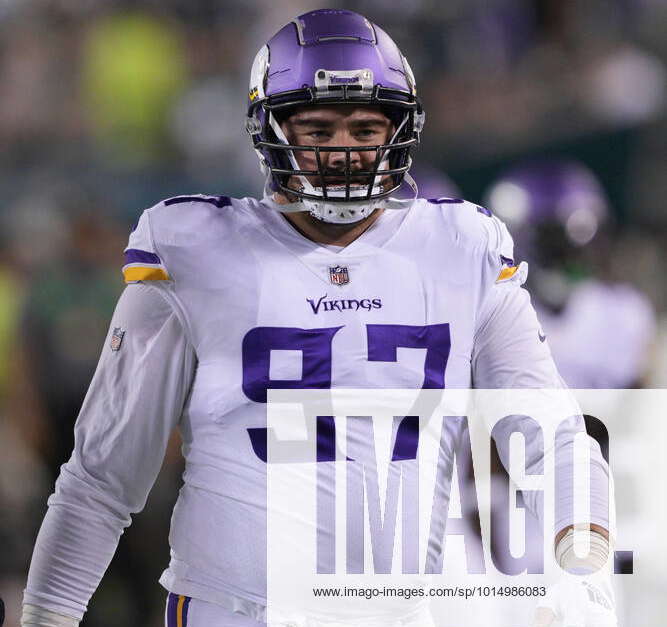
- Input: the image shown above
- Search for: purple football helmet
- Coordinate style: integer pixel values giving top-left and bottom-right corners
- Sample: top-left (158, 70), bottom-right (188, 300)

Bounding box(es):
top-left (486, 160), bottom-right (609, 254)
top-left (485, 160), bottom-right (611, 309)
top-left (246, 9), bottom-right (424, 223)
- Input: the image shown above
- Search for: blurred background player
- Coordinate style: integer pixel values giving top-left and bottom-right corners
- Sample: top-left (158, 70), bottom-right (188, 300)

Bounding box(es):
top-left (485, 159), bottom-right (656, 390)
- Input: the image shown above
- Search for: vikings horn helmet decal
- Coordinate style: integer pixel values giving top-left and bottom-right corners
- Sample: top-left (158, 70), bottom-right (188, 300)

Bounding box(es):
top-left (246, 9), bottom-right (424, 224)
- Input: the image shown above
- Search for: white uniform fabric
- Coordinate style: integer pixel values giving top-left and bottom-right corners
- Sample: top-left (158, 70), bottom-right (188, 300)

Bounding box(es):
top-left (165, 595), bottom-right (437, 627)
top-left (536, 279), bottom-right (655, 388)
top-left (186, 598), bottom-right (263, 627)
top-left (23, 195), bottom-right (610, 624)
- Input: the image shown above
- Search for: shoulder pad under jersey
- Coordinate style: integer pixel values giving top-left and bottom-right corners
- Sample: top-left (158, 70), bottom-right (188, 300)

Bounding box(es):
top-left (122, 194), bottom-right (232, 283)
top-left (423, 198), bottom-right (521, 282)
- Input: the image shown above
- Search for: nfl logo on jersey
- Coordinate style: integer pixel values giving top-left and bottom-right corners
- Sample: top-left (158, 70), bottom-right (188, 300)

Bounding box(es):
top-left (329, 265), bottom-right (349, 286)
top-left (110, 327), bottom-right (125, 351)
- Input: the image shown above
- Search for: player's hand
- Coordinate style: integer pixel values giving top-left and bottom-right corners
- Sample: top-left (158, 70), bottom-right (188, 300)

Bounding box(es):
top-left (532, 575), bottom-right (617, 627)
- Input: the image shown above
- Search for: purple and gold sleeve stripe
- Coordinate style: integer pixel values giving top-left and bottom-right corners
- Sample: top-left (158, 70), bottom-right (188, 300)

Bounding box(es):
top-left (166, 593), bottom-right (191, 627)
top-left (123, 248), bottom-right (169, 283)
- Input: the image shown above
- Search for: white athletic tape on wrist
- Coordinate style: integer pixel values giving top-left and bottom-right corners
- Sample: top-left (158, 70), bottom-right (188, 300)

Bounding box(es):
top-left (555, 528), bottom-right (609, 574)
top-left (21, 604), bottom-right (80, 627)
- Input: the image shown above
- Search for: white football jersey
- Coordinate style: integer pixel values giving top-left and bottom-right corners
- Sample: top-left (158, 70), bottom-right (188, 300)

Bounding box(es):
top-left (25, 194), bottom-right (609, 625)
top-left (536, 280), bottom-right (655, 389)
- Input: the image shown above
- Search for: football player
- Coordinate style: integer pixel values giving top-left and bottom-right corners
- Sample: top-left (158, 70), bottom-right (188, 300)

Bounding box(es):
top-left (485, 160), bottom-right (656, 389)
top-left (22, 10), bottom-right (612, 627)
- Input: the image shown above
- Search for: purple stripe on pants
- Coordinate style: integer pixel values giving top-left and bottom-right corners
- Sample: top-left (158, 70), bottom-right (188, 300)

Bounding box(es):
top-left (166, 592), bottom-right (178, 627)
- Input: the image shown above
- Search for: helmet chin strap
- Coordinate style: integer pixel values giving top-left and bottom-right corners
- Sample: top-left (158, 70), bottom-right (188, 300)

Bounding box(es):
top-left (265, 110), bottom-right (418, 224)
top-left (262, 171), bottom-right (418, 225)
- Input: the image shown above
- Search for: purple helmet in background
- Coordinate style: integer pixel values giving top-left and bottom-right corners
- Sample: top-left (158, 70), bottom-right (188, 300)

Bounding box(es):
top-left (485, 160), bottom-right (611, 308)
top-left (485, 160), bottom-right (609, 256)
top-left (245, 9), bottom-right (424, 217)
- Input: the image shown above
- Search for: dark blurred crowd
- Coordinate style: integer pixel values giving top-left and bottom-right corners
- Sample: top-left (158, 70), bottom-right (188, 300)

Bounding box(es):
top-left (1, 0), bottom-right (666, 625)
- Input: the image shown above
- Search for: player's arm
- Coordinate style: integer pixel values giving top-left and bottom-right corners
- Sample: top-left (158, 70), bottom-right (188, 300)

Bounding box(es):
top-left (22, 281), bottom-right (196, 625)
top-left (470, 217), bottom-right (611, 547)
top-left (472, 274), bottom-right (617, 626)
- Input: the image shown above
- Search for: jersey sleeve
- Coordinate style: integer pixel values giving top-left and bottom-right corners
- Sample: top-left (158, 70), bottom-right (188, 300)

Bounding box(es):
top-left (471, 218), bottom-right (610, 535)
top-left (472, 281), bottom-right (563, 389)
top-left (472, 217), bottom-right (561, 389)
top-left (122, 209), bottom-right (170, 283)
top-left (23, 282), bottom-right (196, 620)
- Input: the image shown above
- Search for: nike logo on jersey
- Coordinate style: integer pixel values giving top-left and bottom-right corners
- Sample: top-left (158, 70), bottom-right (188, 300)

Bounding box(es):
top-left (538, 330), bottom-right (547, 343)
top-left (307, 294), bottom-right (382, 315)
